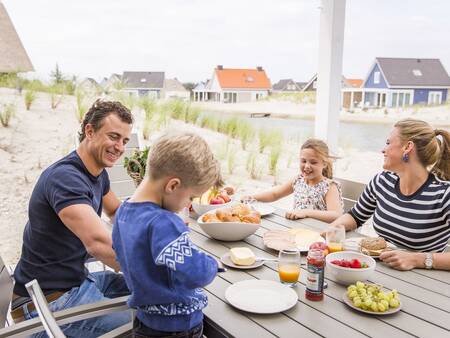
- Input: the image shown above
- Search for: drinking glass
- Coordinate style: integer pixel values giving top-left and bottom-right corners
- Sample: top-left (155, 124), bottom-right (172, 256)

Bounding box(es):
top-left (326, 224), bottom-right (346, 253)
top-left (278, 249), bottom-right (301, 287)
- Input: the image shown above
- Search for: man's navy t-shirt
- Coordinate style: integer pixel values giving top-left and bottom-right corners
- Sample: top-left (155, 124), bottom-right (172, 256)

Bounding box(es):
top-left (13, 151), bottom-right (110, 296)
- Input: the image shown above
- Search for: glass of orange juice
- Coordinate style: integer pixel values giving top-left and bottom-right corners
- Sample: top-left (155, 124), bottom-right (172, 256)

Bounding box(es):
top-left (278, 249), bottom-right (301, 287)
top-left (326, 224), bottom-right (346, 253)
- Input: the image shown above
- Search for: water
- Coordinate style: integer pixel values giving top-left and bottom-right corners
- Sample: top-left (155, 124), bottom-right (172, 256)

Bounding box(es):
top-left (205, 111), bottom-right (390, 152)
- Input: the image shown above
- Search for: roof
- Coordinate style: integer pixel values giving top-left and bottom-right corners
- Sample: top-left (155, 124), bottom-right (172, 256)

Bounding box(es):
top-left (215, 67), bottom-right (271, 89)
top-left (164, 78), bottom-right (188, 92)
top-left (375, 57), bottom-right (450, 87)
top-left (122, 71), bottom-right (165, 89)
top-left (272, 79), bottom-right (302, 91)
top-left (343, 78), bottom-right (363, 88)
top-left (0, 2), bottom-right (33, 72)
top-left (296, 82), bottom-right (307, 89)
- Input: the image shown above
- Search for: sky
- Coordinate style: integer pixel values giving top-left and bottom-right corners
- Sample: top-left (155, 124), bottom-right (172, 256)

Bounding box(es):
top-left (3, 0), bottom-right (450, 83)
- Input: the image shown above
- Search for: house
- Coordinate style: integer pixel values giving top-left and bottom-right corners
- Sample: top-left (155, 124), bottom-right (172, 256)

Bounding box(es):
top-left (272, 79), bottom-right (304, 92)
top-left (102, 73), bottom-right (122, 93)
top-left (0, 2), bottom-right (33, 73)
top-left (344, 57), bottom-right (450, 109)
top-left (201, 65), bottom-right (271, 103)
top-left (192, 80), bottom-right (210, 102)
top-left (341, 78), bottom-right (363, 109)
top-left (78, 78), bottom-right (101, 94)
top-left (302, 74), bottom-right (358, 92)
top-left (121, 71), bottom-right (165, 98)
top-left (162, 78), bottom-right (190, 100)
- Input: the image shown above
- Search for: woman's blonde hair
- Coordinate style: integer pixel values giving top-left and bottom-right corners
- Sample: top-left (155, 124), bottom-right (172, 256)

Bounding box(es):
top-left (301, 138), bottom-right (334, 179)
top-left (395, 118), bottom-right (450, 180)
top-left (147, 131), bottom-right (222, 188)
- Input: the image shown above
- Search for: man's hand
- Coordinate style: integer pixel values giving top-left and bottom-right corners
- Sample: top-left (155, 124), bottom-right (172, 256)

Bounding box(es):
top-left (285, 210), bottom-right (308, 220)
top-left (379, 250), bottom-right (423, 271)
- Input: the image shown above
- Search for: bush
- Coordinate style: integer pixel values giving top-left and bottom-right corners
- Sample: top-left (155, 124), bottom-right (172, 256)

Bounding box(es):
top-left (222, 117), bottom-right (240, 138)
top-left (237, 121), bottom-right (254, 150)
top-left (246, 151), bottom-right (263, 180)
top-left (199, 113), bottom-right (219, 131)
top-left (0, 103), bottom-right (16, 127)
top-left (269, 144), bottom-right (282, 176)
top-left (139, 96), bottom-right (157, 120)
top-left (142, 118), bottom-right (152, 140)
top-left (75, 89), bottom-right (87, 123)
top-left (24, 90), bottom-right (36, 110)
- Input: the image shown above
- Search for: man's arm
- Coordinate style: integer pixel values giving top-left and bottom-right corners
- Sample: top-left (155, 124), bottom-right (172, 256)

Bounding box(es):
top-left (102, 190), bottom-right (121, 219)
top-left (59, 204), bottom-right (120, 271)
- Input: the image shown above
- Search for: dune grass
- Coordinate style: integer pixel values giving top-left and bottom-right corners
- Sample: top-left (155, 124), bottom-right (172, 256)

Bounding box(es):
top-left (24, 90), bottom-right (36, 110)
top-left (0, 103), bottom-right (16, 127)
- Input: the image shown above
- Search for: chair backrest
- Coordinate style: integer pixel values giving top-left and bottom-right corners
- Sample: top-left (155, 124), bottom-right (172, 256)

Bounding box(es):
top-left (25, 280), bottom-right (66, 338)
top-left (334, 177), bottom-right (366, 212)
top-left (0, 255), bottom-right (14, 329)
top-left (106, 132), bottom-right (140, 200)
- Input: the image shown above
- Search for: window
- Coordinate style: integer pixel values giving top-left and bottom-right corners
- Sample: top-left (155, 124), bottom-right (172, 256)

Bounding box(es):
top-left (413, 69), bottom-right (422, 76)
top-left (374, 71), bottom-right (380, 84)
top-left (140, 78), bottom-right (147, 83)
top-left (246, 76), bottom-right (254, 82)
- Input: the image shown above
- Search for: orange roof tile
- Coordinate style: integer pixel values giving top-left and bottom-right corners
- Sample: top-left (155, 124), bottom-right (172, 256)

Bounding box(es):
top-left (345, 78), bottom-right (363, 88)
top-left (215, 67), bottom-right (271, 89)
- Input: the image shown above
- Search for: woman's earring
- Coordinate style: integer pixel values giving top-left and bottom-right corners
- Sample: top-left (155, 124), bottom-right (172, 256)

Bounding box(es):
top-left (402, 154), bottom-right (409, 162)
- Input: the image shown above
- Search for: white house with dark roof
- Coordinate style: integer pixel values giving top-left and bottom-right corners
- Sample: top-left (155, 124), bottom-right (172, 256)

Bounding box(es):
top-left (121, 71), bottom-right (165, 98)
top-left (162, 78), bottom-right (190, 100)
top-left (343, 57), bottom-right (450, 109)
top-left (272, 79), bottom-right (304, 92)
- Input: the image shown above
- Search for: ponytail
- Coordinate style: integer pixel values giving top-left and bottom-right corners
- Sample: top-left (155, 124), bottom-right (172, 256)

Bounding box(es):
top-left (432, 129), bottom-right (450, 180)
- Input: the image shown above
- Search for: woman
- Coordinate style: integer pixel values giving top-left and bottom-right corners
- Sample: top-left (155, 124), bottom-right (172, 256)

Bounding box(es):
top-left (330, 118), bottom-right (449, 271)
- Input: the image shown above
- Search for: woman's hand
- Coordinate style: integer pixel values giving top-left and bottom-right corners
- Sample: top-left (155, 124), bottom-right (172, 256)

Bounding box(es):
top-left (285, 210), bottom-right (309, 220)
top-left (379, 250), bottom-right (423, 271)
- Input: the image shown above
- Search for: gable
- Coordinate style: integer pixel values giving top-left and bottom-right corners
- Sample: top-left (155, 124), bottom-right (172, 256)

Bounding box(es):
top-left (364, 63), bottom-right (388, 89)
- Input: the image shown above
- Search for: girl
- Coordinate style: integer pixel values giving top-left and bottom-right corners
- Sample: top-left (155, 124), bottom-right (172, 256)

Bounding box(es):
top-left (245, 138), bottom-right (343, 223)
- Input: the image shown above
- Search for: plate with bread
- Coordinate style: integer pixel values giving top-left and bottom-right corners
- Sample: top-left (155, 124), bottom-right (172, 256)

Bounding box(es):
top-left (358, 237), bottom-right (396, 258)
top-left (263, 228), bottom-right (325, 252)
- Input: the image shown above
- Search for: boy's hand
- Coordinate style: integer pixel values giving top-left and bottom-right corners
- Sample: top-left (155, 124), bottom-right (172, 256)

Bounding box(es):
top-left (285, 210), bottom-right (308, 220)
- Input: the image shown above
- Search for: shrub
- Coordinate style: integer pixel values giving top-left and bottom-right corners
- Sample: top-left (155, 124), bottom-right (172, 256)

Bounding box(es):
top-left (186, 105), bottom-right (201, 124)
top-left (49, 85), bottom-right (64, 109)
top-left (269, 144), bottom-right (282, 176)
top-left (199, 113), bottom-right (219, 131)
top-left (227, 147), bottom-right (237, 174)
top-left (237, 121), bottom-right (254, 150)
top-left (246, 151), bottom-right (263, 179)
top-left (24, 90), bottom-right (36, 110)
top-left (0, 103), bottom-right (16, 127)
top-left (139, 96), bottom-right (157, 120)
top-left (142, 118), bottom-right (152, 140)
top-left (75, 89), bottom-right (87, 123)
top-left (222, 116), bottom-right (240, 138)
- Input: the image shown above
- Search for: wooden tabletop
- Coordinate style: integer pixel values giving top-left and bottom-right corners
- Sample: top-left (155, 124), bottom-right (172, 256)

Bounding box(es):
top-left (189, 208), bottom-right (450, 338)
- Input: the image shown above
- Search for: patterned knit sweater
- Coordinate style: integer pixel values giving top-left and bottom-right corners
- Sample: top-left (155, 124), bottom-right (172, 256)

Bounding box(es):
top-left (112, 201), bottom-right (218, 332)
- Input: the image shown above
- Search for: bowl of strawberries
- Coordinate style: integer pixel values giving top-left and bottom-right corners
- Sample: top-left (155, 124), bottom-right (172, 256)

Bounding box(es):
top-left (191, 187), bottom-right (234, 216)
top-left (326, 251), bottom-right (376, 285)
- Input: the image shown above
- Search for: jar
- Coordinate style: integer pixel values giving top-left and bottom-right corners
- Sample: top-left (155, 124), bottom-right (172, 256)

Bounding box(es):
top-left (305, 249), bottom-right (325, 301)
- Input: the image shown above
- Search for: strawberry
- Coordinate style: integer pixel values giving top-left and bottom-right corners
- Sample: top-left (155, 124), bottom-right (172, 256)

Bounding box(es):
top-left (341, 260), bottom-right (351, 268)
top-left (350, 259), bottom-right (361, 269)
top-left (331, 260), bottom-right (342, 266)
top-left (210, 198), bottom-right (225, 205)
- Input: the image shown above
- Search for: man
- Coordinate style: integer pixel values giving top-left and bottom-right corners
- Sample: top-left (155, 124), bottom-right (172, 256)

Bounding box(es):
top-left (11, 100), bottom-right (133, 337)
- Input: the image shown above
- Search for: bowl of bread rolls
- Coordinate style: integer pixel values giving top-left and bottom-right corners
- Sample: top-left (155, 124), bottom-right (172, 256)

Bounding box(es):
top-left (198, 203), bottom-right (261, 241)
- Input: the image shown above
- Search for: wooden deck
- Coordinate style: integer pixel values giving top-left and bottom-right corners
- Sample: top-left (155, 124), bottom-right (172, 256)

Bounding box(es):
top-left (189, 208), bottom-right (450, 338)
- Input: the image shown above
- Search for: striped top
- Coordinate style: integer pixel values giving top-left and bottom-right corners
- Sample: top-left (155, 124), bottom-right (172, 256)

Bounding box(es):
top-left (349, 171), bottom-right (450, 252)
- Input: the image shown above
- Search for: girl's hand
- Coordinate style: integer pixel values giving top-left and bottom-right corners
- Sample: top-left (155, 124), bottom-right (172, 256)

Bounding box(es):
top-left (285, 210), bottom-right (309, 220)
top-left (379, 250), bottom-right (423, 271)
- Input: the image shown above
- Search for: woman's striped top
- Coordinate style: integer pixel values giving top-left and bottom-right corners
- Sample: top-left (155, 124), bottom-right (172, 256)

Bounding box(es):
top-left (349, 171), bottom-right (450, 252)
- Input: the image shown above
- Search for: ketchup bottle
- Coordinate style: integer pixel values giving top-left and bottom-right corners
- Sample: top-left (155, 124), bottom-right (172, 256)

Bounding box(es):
top-left (305, 249), bottom-right (325, 301)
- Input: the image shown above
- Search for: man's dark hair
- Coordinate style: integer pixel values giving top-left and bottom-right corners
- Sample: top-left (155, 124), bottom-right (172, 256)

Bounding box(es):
top-left (78, 99), bottom-right (134, 142)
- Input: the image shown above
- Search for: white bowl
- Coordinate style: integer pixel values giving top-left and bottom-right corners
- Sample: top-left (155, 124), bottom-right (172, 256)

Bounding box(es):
top-left (197, 209), bottom-right (260, 241)
top-left (326, 251), bottom-right (376, 285)
top-left (191, 201), bottom-right (233, 216)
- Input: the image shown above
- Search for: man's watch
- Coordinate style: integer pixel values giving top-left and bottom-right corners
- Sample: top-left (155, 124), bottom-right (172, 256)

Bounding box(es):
top-left (424, 253), bottom-right (434, 270)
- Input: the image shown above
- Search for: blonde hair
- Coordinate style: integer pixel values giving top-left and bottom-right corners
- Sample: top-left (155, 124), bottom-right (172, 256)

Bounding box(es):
top-left (395, 118), bottom-right (450, 180)
top-left (301, 138), bottom-right (334, 179)
top-left (147, 131), bottom-right (222, 188)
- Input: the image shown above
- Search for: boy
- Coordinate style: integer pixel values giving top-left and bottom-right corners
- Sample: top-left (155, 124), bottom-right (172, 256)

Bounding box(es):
top-left (112, 131), bottom-right (221, 337)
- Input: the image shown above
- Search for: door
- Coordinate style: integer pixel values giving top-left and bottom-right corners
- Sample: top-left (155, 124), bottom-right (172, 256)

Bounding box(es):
top-left (428, 91), bottom-right (442, 105)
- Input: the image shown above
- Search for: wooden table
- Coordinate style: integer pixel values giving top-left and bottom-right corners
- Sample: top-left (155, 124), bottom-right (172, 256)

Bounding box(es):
top-left (189, 208), bottom-right (450, 338)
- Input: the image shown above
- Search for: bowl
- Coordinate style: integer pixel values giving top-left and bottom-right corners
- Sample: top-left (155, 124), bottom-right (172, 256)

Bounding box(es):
top-left (197, 209), bottom-right (260, 241)
top-left (326, 251), bottom-right (376, 285)
top-left (191, 201), bottom-right (233, 216)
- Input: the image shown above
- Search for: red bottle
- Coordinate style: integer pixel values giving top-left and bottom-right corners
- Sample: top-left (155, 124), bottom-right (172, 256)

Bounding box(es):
top-left (305, 249), bottom-right (325, 301)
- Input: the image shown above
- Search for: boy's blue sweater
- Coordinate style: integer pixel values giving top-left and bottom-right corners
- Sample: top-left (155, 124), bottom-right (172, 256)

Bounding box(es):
top-left (112, 201), bottom-right (218, 332)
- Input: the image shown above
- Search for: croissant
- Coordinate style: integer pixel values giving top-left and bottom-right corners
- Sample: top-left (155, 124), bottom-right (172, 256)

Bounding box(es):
top-left (240, 211), bottom-right (261, 224)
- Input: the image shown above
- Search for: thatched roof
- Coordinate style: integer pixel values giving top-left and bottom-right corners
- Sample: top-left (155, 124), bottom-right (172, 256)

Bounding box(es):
top-left (0, 2), bottom-right (34, 72)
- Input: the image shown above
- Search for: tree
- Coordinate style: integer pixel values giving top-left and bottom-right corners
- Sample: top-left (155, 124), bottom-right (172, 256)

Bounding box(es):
top-left (50, 63), bottom-right (65, 84)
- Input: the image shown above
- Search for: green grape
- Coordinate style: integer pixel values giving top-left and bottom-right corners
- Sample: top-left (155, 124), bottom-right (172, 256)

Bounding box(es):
top-left (348, 290), bottom-right (358, 299)
top-left (389, 298), bottom-right (400, 308)
top-left (378, 302), bottom-right (386, 312)
top-left (380, 299), bottom-right (389, 309)
top-left (378, 292), bottom-right (388, 301)
top-left (356, 281), bottom-right (365, 289)
top-left (353, 298), bottom-right (362, 308)
top-left (364, 298), bottom-right (373, 307)
top-left (370, 302), bottom-right (379, 312)
top-left (347, 285), bottom-right (357, 292)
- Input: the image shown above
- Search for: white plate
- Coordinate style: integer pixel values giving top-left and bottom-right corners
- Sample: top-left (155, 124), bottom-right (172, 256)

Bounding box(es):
top-left (263, 228), bottom-right (325, 252)
top-left (253, 204), bottom-right (275, 217)
top-left (220, 253), bottom-right (264, 270)
top-left (225, 279), bottom-right (298, 314)
top-left (350, 237), bottom-right (397, 259)
top-left (342, 293), bottom-right (402, 315)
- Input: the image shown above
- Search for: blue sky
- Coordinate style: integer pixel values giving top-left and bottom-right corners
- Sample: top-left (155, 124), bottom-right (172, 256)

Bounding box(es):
top-left (4, 0), bottom-right (450, 83)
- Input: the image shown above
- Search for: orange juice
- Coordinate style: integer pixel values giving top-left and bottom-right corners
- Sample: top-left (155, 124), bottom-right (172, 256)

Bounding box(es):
top-left (328, 242), bottom-right (343, 253)
top-left (278, 264), bottom-right (300, 283)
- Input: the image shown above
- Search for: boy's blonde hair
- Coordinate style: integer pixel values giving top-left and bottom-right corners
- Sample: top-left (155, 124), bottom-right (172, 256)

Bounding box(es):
top-left (147, 131), bottom-right (222, 188)
top-left (301, 138), bottom-right (334, 179)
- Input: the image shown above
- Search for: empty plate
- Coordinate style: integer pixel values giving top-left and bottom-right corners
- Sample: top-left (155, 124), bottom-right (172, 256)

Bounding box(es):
top-left (253, 204), bottom-right (275, 217)
top-left (220, 253), bottom-right (264, 270)
top-left (225, 279), bottom-right (298, 314)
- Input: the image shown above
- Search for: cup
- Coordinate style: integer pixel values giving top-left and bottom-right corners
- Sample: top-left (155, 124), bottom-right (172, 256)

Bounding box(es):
top-left (278, 249), bottom-right (301, 287)
top-left (326, 224), bottom-right (346, 253)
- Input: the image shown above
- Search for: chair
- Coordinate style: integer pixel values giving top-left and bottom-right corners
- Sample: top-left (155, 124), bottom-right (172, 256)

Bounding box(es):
top-left (0, 279), bottom-right (132, 338)
top-left (334, 177), bottom-right (366, 212)
top-left (0, 255), bottom-right (14, 329)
